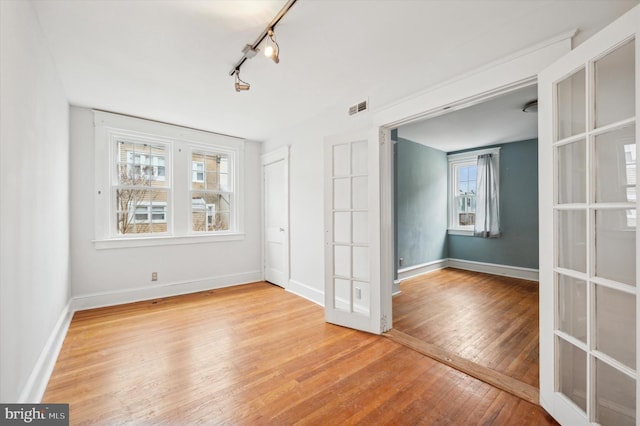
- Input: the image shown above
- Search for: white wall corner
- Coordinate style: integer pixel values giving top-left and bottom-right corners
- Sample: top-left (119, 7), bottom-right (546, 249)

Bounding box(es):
top-left (18, 301), bottom-right (74, 403)
top-left (71, 271), bottom-right (263, 311)
top-left (287, 279), bottom-right (324, 307)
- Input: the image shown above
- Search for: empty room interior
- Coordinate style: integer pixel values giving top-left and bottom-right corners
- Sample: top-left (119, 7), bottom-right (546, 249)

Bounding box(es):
top-left (391, 84), bottom-right (542, 393)
top-left (1, 1), bottom-right (639, 425)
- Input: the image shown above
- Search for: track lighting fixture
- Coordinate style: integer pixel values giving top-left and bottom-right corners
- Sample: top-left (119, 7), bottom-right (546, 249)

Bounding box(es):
top-left (228, 0), bottom-right (298, 92)
top-left (234, 69), bottom-right (250, 92)
top-left (264, 29), bottom-right (280, 64)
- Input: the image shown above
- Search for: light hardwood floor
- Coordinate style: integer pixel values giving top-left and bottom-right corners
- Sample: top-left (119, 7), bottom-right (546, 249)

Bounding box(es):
top-left (393, 268), bottom-right (540, 388)
top-left (44, 281), bottom-right (555, 425)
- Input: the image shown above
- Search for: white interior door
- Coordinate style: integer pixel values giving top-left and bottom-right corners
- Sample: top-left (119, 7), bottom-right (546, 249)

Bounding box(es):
top-left (263, 148), bottom-right (289, 288)
top-left (324, 129), bottom-right (391, 334)
top-left (539, 6), bottom-right (639, 425)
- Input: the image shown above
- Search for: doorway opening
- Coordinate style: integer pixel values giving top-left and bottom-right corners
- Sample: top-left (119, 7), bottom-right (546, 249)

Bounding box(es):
top-left (389, 83), bottom-right (541, 400)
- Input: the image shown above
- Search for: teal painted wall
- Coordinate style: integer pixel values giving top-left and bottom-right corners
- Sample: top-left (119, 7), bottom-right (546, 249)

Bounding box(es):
top-left (394, 137), bottom-right (539, 271)
top-left (448, 139), bottom-right (539, 268)
top-left (395, 137), bottom-right (448, 269)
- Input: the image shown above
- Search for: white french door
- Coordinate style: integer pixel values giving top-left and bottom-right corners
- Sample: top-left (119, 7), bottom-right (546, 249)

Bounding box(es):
top-left (324, 129), bottom-right (391, 334)
top-left (539, 6), bottom-right (639, 425)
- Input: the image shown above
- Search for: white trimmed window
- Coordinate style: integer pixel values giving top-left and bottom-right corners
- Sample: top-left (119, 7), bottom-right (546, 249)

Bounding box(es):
top-left (448, 147), bottom-right (500, 235)
top-left (94, 111), bottom-right (245, 248)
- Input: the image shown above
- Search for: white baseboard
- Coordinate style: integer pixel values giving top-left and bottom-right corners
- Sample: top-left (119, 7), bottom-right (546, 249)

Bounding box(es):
top-left (397, 259), bottom-right (448, 282)
top-left (447, 258), bottom-right (539, 281)
top-left (71, 270), bottom-right (263, 311)
top-left (287, 279), bottom-right (324, 307)
top-left (392, 280), bottom-right (401, 296)
top-left (18, 300), bottom-right (73, 403)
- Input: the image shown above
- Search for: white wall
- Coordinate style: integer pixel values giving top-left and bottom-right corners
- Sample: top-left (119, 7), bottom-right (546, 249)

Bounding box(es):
top-left (0, 1), bottom-right (71, 402)
top-left (69, 107), bottom-right (262, 308)
top-left (263, 108), bottom-right (372, 304)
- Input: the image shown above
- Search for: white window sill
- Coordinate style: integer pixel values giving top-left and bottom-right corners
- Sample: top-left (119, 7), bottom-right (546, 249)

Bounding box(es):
top-left (447, 229), bottom-right (474, 236)
top-left (93, 233), bottom-right (246, 250)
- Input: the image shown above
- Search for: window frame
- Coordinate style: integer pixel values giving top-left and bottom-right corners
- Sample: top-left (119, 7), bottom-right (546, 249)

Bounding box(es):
top-left (447, 147), bottom-right (500, 236)
top-left (94, 110), bottom-right (245, 249)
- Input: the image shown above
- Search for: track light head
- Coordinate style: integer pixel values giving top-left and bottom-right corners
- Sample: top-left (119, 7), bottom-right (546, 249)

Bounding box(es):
top-left (264, 29), bottom-right (280, 64)
top-left (234, 69), bottom-right (250, 92)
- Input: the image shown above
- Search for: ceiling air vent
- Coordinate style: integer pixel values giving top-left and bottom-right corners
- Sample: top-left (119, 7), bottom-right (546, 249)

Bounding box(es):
top-left (348, 99), bottom-right (369, 116)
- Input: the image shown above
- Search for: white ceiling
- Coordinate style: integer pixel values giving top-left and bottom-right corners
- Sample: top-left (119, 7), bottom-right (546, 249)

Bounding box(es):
top-left (32, 0), bottom-right (639, 141)
top-left (398, 85), bottom-right (539, 152)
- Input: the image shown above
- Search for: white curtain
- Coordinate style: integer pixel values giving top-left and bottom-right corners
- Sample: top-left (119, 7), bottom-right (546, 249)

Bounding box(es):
top-left (475, 153), bottom-right (500, 238)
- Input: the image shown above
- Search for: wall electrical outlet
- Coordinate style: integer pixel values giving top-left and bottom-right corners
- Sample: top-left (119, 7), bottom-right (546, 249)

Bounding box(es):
top-left (399, 258), bottom-right (404, 267)
top-left (355, 287), bottom-right (362, 300)
top-left (152, 272), bottom-right (158, 281)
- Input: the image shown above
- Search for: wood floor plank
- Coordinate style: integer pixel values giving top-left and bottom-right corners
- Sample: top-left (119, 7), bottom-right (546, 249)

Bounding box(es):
top-left (43, 281), bottom-right (555, 425)
top-left (392, 267), bottom-right (540, 388)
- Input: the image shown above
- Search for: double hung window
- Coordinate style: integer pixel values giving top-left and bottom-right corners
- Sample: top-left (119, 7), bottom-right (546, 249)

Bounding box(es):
top-left (447, 147), bottom-right (499, 235)
top-left (94, 111), bottom-right (244, 248)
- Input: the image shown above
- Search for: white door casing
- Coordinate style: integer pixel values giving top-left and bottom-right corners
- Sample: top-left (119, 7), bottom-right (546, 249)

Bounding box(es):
top-left (539, 6), bottom-right (639, 425)
top-left (324, 128), bottom-right (392, 334)
top-left (262, 147), bottom-right (289, 288)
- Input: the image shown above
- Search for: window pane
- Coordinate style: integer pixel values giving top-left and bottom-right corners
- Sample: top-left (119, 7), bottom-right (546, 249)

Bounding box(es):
top-left (595, 39), bottom-right (635, 129)
top-left (468, 166), bottom-right (477, 181)
top-left (116, 189), bottom-right (168, 235)
top-left (334, 279), bottom-right (350, 311)
top-left (117, 141), bottom-right (167, 186)
top-left (333, 144), bottom-right (349, 176)
top-left (557, 274), bottom-right (587, 343)
top-left (557, 140), bottom-right (586, 204)
top-left (595, 209), bottom-right (636, 286)
top-left (595, 285), bottom-right (636, 369)
top-left (557, 210), bottom-right (587, 273)
top-left (558, 337), bottom-right (587, 413)
top-left (595, 359), bottom-right (635, 426)
top-left (595, 126), bottom-right (636, 203)
top-left (351, 141), bottom-right (367, 175)
top-left (191, 192), bottom-right (231, 232)
top-left (459, 167), bottom-right (469, 181)
top-left (556, 67), bottom-right (586, 140)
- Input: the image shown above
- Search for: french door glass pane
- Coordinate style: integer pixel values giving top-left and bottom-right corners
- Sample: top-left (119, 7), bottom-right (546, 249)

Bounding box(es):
top-left (595, 125), bottom-right (636, 203)
top-left (333, 144), bottom-right (349, 175)
top-left (557, 210), bottom-right (587, 273)
top-left (557, 140), bottom-right (587, 204)
top-left (558, 337), bottom-right (587, 412)
top-left (595, 39), bottom-right (635, 129)
top-left (334, 212), bottom-right (350, 243)
top-left (334, 245), bottom-right (350, 276)
top-left (352, 177), bottom-right (368, 209)
top-left (351, 141), bottom-right (368, 175)
top-left (595, 209), bottom-right (636, 286)
top-left (352, 212), bottom-right (368, 244)
top-left (557, 67), bottom-right (586, 140)
top-left (334, 278), bottom-right (350, 311)
top-left (595, 285), bottom-right (636, 369)
top-left (352, 246), bottom-right (369, 281)
top-left (557, 274), bottom-right (587, 342)
top-left (595, 358), bottom-right (636, 426)
top-left (334, 178), bottom-right (349, 209)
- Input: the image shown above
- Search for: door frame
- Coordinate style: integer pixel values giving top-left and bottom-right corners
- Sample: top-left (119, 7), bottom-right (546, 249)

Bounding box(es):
top-left (261, 146), bottom-right (290, 288)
